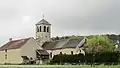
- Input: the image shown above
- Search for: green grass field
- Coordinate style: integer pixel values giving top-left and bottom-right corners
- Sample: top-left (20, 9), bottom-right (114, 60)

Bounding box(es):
top-left (0, 65), bottom-right (119, 68)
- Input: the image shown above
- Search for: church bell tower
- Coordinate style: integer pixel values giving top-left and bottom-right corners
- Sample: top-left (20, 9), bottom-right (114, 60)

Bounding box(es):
top-left (36, 15), bottom-right (51, 46)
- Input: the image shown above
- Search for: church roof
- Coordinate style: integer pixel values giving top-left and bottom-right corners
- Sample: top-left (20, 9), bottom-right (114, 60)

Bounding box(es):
top-left (36, 19), bottom-right (51, 25)
top-left (42, 38), bottom-right (86, 50)
top-left (0, 37), bottom-right (32, 51)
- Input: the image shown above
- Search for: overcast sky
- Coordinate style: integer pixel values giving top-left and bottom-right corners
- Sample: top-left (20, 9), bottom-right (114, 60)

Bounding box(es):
top-left (0, 0), bottom-right (120, 45)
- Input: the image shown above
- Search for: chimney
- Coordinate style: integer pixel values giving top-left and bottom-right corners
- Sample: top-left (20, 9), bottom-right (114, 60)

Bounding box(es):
top-left (9, 38), bottom-right (12, 42)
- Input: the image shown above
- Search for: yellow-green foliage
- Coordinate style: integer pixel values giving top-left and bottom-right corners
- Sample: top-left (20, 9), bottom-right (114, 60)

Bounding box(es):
top-left (86, 35), bottom-right (115, 53)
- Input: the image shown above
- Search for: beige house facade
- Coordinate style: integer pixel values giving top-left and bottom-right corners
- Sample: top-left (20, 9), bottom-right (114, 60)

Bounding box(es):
top-left (20, 38), bottom-right (43, 59)
top-left (0, 49), bottom-right (22, 64)
top-left (0, 37), bottom-right (49, 64)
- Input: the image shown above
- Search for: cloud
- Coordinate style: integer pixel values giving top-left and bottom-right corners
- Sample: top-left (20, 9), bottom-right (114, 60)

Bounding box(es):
top-left (22, 16), bottom-right (31, 24)
top-left (0, 0), bottom-right (120, 44)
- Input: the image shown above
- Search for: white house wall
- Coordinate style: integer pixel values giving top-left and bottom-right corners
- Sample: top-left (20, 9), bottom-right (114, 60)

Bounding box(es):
top-left (47, 48), bottom-right (80, 58)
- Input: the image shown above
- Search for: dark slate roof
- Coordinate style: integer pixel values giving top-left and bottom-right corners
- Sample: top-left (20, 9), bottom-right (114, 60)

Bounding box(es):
top-left (0, 37), bottom-right (32, 51)
top-left (62, 39), bottom-right (80, 48)
top-left (42, 38), bottom-right (86, 50)
top-left (42, 41), bottom-right (59, 50)
top-left (37, 49), bottom-right (49, 55)
top-left (115, 40), bottom-right (120, 45)
top-left (36, 19), bottom-right (51, 25)
top-left (21, 56), bottom-right (29, 60)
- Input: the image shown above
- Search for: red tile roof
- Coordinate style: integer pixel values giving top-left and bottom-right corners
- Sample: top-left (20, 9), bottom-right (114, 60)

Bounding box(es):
top-left (0, 37), bottom-right (32, 51)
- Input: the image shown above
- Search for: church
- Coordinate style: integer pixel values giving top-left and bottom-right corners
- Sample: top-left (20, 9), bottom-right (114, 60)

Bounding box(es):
top-left (0, 16), bottom-right (86, 64)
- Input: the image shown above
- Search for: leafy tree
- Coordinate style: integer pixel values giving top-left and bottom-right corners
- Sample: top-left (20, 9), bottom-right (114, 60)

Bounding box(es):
top-left (86, 35), bottom-right (115, 53)
top-left (55, 36), bottom-right (60, 40)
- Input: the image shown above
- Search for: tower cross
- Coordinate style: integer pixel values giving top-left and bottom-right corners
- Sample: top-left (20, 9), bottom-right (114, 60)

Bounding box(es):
top-left (42, 13), bottom-right (44, 19)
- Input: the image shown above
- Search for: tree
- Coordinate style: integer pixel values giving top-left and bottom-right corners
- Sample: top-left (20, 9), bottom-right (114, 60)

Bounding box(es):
top-left (86, 35), bottom-right (115, 53)
top-left (55, 36), bottom-right (60, 40)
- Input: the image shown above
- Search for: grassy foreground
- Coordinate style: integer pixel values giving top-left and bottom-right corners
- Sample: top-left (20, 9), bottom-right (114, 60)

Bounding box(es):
top-left (0, 65), bottom-right (119, 68)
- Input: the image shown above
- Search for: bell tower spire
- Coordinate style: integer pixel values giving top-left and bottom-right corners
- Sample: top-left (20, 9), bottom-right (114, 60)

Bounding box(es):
top-left (36, 14), bottom-right (51, 46)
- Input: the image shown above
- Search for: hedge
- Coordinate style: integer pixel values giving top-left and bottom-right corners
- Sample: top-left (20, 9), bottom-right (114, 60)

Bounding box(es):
top-left (50, 51), bottom-right (120, 65)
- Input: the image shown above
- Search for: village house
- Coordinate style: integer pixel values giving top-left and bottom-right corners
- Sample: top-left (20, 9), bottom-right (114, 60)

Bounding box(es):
top-left (0, 37), bottom-right (49, 64)
top-left (0, 16), bottom-right (86, 64)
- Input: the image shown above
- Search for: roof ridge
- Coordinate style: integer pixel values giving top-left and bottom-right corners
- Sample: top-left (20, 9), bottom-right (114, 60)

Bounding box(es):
top-left (76, 37), bottom-right (86, 47)
top-left (10, 37), bottom-right (32, 42)
top-left (36, 19), bottom-right (51, 25)
top-left (0, 37), bottom-right (32, 51)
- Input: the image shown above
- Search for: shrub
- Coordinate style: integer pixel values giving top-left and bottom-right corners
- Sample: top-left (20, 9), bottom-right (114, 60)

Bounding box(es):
top-left (50, 52), bottom-right (120, 65)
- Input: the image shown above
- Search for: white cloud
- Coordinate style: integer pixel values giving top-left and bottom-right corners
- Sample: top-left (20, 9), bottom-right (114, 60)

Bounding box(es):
top-left (22, 16), bottom-right (31, 24)
top-left (0, 0), bottom-right (119, 44)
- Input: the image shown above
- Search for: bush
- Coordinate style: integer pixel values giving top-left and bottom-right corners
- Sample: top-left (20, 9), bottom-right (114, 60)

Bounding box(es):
top-left (50, 52), bottom-right (120, 65)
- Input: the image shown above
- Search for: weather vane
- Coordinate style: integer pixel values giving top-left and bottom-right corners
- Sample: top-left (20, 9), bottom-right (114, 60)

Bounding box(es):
top-left (42, 14), bottom-right (44, 19)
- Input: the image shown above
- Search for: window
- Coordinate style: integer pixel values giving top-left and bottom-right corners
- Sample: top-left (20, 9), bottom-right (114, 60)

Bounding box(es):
top-left (40, 26), bottom-right (41, 32)
top-left (5, 49), bottom-right (7, 53)
top-left (37, 27), bottom-right (39, 32)
top-left (50, 52), bottom-right (52, 58)
top-left (5, 54), bottom-right (7, 59)
top-left (71, 51), bottom-right (73, 55)
top-left (47, 27), bottom-right (49, 32)
top-left (44, 26), bottom-right (46, 32)
top-left (60, 52), bottom-right (62, 55)
top-left (80, 50), bottom-right (81, 52)
top-left (30, 57), bottom-right (33, 60)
